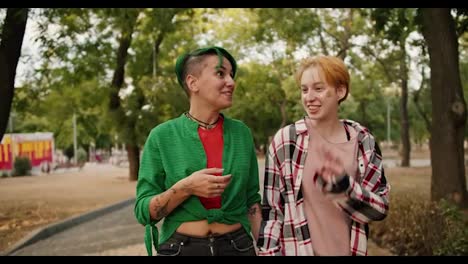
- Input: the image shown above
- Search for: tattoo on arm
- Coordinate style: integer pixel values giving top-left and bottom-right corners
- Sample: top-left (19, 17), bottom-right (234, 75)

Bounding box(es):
top-left (248, 205), bottom-right (258, 216)
top-left (154, 201), bottom-right (169, 220)
top-left (152, 188), bottom-right (176, 221)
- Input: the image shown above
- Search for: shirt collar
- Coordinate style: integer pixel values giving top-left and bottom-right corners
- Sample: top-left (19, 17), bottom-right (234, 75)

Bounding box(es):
top-left (295, 116), bottom-right (308, 135)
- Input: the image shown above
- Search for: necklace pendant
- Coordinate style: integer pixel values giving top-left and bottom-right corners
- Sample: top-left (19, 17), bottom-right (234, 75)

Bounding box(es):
top-left (185, 111), bottom-right (219, 129)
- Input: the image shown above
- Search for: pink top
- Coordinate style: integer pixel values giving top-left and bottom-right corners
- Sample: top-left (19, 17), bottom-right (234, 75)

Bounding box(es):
top-left (301, 119), bottom-right (358, 256)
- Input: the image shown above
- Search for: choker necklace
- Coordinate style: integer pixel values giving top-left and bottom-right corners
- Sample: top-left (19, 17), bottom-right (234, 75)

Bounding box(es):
top-left (185, 112), bottom-right (220, 129)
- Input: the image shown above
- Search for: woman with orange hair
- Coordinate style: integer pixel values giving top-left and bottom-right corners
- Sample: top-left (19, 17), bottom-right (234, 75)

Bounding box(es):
top-left (257, 55), bottom-right (390, 256)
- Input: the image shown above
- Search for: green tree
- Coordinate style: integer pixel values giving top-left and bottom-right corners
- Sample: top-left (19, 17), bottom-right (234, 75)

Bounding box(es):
top-left (111, 8), bottom-right (190, 181)
top-left (31, 8), bottom-right (192, 181)
top-left (369, 8), bottom-right (419, 167)
top-left (420, 8), bottom-right (467, 208)
top-left (227, 62), bottom-right (285, 151)
top-left (106, 8), bottom-right (142, 181)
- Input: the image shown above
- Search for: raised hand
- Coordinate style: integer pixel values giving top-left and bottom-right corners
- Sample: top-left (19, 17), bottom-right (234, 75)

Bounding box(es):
top-left (319, 150), bottom-right (346, 184)
top-left (178, 168), bottom-right (232, 198)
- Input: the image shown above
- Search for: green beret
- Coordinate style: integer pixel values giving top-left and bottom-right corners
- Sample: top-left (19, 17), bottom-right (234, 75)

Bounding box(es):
top-left (175, 46), bottom-right (237, 89)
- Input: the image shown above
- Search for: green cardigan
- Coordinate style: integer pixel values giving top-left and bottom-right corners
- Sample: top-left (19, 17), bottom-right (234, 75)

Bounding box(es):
top-left (134, 113), bottom-right (261, 256)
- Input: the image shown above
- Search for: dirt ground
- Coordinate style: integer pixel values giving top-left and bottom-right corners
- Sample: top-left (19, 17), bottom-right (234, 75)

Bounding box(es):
top-left (0, 163), bottom-right (136, 253)
top-left (0, 147), bottom-right (462, 255)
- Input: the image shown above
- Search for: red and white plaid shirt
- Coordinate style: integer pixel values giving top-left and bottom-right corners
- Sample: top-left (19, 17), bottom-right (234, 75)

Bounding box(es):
top-left (257, 118), bottom-right (390, 256)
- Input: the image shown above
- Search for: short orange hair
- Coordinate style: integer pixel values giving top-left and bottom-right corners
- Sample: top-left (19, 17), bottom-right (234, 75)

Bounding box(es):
top-left (295, 55), bottom-right (350, 104)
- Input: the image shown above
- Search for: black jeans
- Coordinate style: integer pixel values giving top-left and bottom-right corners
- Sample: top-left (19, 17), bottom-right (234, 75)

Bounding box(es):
top-left (157, 228), bottom-right (256, 256)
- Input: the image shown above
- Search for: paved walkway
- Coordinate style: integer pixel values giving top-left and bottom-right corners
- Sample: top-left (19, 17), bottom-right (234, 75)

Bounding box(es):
top-left (9, 201), bottom-right (392, 256)
top-left (10, 202), bottom-right (146, 256)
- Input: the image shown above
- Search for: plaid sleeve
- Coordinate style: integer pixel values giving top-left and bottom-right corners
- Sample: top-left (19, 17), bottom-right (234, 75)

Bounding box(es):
top-left (257, 138), bottom-right (285, 256)
top-left (335, 139), bottom-right (390, 223)
top-left (312, 135), bottom-right (390, 223)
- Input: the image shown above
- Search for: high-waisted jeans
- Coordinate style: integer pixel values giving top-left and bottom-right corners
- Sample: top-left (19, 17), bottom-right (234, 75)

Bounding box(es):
top-left (156, 227), bottom-right (256, 256)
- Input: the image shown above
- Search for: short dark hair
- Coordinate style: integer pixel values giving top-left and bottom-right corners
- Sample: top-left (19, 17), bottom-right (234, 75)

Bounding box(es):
top-left (175, 46), bottom-right (237, 94)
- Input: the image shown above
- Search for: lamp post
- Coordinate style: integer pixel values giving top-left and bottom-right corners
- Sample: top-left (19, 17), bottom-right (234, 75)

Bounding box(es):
top-left (73, 113), bottom-right (77, 164)
top-left (387, 98), bottom-right (392, 144)
top-left (383, 85), bottom-right (398, 146)
top-left (8, 112), bottom-right (15, 133)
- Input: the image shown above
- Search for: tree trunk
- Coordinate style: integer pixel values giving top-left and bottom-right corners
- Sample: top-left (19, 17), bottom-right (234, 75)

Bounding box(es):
top-left (108, 11), bottom-right (139, 181)
top-left (151, 31), bottom-right (165, 78)
top-left (399, 43), bottom-right (411, 167)
top-left (126, 144), bottom-right (140, 181)
top-left (336, 8), bottom-right (353, 60)
top-left (0, 8), bottom-right (28, 140)
top-left (318, 27), bottom-right (329, 56)
top-left (421, 8), bottom-right (468, 208)
top-left (109, 30), bottom-right (134, 111)
top-left (413, 66), bottom-right (431, 132)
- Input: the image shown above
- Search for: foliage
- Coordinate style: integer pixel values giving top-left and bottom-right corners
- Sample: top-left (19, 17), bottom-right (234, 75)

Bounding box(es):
top-left (453, 8), bottom-right (468, 36)
top-left (433, 200), bottom-right (468, 255)
top-left (0, 8), bottom-right (5, 30)
top-left (460, 41), bottom-right (468, 138)
top-left (64, 145), bottom-right (74, 160)
top-left (121, 8), bottom-right (192, 146)
top-left (371, 8), bottom-right (417, 44)
top-left (226, 62), bottom-right (285, 150)
top-left (13, 7), bottom-right (465, 162)
top-left (370, 192), bottom-right (468, 255)
top-left (13, 156), bottom-right (32, 176)
top-left (76, 147), bottom-right (87, 163)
